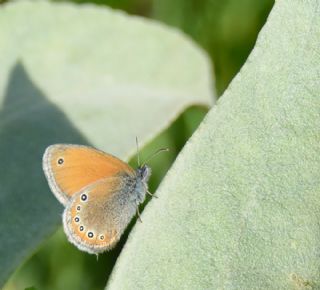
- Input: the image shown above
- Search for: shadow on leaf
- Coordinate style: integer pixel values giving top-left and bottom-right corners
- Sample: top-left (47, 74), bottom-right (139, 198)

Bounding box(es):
top-left (0, 62), bottom-right (91, 286)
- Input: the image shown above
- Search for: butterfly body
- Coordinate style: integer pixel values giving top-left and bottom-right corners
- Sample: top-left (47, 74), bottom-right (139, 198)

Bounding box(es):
top-left (43, 144), bottom-right (151, 254)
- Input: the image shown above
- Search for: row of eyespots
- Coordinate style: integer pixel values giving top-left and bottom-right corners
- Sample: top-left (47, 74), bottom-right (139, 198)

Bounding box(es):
top-left (74, 216), bottom-right (105, 241)
top-left (75, 194), bottom-right (105, 240)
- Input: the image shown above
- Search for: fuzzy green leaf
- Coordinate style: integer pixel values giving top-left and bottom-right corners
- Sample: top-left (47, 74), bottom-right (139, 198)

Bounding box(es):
top-left (0, 1), bottom-right (213, 287)
top-left (107, 0), bottom-right (320, 289)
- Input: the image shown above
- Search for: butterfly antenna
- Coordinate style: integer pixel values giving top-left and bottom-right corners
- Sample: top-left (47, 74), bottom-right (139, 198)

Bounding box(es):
top-left (141, 148), bottom-right (169, 167)
top-left (136, 136), bottom-right (141, 167)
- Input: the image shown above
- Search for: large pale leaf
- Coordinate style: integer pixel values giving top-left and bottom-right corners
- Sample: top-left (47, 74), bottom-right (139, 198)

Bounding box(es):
top-left (107, 0), bottom-right (320, 289)
top-left (0, 1), bottom-right (213, 287)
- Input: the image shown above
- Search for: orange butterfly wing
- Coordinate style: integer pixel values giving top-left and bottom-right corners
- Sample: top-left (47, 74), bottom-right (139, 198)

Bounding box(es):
top-left (42, 144), bottom-right (135, 206)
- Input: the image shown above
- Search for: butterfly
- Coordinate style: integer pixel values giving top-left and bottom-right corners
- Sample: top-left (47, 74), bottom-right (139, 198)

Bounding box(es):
top-left (42, 143), bottom-right (166, 254)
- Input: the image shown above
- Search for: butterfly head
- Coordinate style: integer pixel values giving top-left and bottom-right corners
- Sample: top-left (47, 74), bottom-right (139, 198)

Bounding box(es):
top-left (133, 164), bottom-right (151, 205)
top-left (137, 164), bottom-right (151, 184)
top-left (135, 147), bottom-right (168, 184)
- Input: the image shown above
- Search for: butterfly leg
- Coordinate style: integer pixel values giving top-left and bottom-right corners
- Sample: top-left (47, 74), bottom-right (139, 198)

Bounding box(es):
top-left (136, 206), bottom-right (143, 223)
top-left (146, 190), bottom-right (158, 199)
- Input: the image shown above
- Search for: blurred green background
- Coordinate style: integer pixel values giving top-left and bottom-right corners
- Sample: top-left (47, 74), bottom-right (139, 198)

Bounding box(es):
top-left (2, 0), bottom-right (274, 289)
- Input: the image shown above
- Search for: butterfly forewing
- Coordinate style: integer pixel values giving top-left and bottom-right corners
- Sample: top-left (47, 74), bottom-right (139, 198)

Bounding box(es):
top-left (42, 144), bottom-right (135, 206)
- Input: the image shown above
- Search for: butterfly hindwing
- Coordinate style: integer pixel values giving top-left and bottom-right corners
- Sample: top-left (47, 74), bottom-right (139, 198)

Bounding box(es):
top-left (42, 144), bottom-right (135, 206)
top-left (63, 176), bottom-right (137, 254)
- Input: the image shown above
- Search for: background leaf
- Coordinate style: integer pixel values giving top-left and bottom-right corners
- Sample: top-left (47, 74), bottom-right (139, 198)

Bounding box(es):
top-left (107, 0), bottom-right (320, 289)
top-left (50, 0), bottom-right (274, 95)
top-left (0, 1), bottom-right (213, 287)
top-left (152, 0), bottom-right (274, 94)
